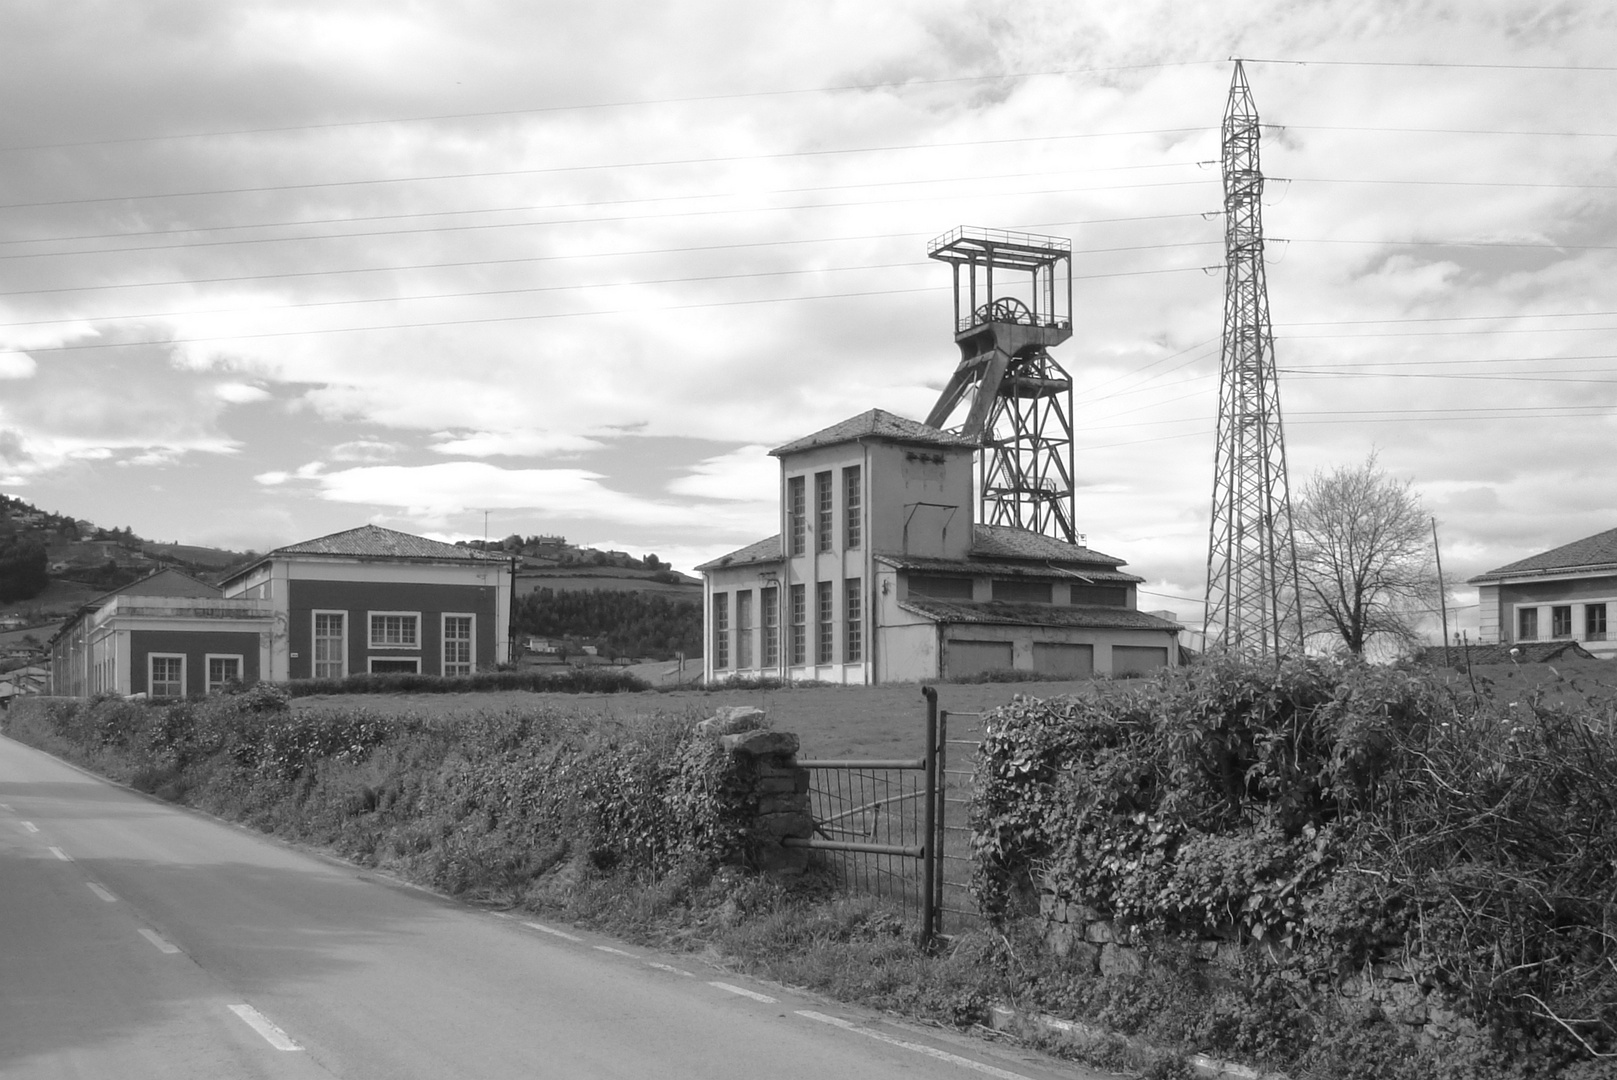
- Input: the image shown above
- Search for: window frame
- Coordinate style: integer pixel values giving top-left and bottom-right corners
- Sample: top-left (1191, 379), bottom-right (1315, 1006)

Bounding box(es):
top-left (368, 611), bottom-right (421, 649)
top-left (843, 465), bottom-right (861, 549)
top-left (1551, 605), bottom-right (1573, 639)
top-left (1517, 606), bottom-right (1539, 642)
top-left (816, 580), bottom-right (834, 665)
top-left (204, 653), bottom-right (243, 694)
top-left (148, 653), bottom-right (186, 699)
top-left (442, 613), bottom-right (475, 677)
top-left (761, 587), bottom-right (779, 668)
top-left (735, 590), bottom-right (753, 669)
top-left (844, 577), bottom-right (862, 663)
top-left (312, 609), bottom-right (348, 679)
top-left (815, 471), bottom-right (834, 553)
top-left (1587, 603), bottom-right (1608, 642)
top-left (712, 591), bottom-right (730, 669)
top-left (790, 583), bottom-right (806, 666)
top-left (367, 656), bottom-right (421, 674)
top-left (788, 476), bottom-right (806, 556)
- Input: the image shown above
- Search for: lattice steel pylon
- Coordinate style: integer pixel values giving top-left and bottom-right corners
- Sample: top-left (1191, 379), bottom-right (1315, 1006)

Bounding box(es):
top-left (926, 227), bottom-right (1076, 543)
top-left (1202, 60), bottom-right (1304, 657)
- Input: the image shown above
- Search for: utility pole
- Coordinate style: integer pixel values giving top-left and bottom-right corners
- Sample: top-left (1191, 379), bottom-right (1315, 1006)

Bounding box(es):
top-left (1202, 60), bottom-right (1303, 658)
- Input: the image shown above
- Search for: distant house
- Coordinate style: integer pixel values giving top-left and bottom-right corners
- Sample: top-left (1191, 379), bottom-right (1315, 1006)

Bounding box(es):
top-left (1469, 526), bottom-right (1617, 660)
top-left (698, 409), bottom-right (1180, 684)
top-left (49, 567), bottom-right (273, 698)
top-left (219, 525), bottom-right (513, 679)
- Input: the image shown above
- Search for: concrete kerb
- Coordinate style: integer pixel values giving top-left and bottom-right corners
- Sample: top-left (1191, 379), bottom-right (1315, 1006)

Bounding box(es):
top-left (988, 1004), bottom-right (1290, 1080)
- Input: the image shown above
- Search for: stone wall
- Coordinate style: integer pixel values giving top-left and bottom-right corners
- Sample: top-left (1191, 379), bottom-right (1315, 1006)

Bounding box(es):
top-left (700, 706), bottom-right (814, 875)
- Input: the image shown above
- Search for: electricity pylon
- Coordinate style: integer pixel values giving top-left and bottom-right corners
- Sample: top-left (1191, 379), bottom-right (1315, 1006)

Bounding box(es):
top-left (1202, 60), bottom-right (1303, 658)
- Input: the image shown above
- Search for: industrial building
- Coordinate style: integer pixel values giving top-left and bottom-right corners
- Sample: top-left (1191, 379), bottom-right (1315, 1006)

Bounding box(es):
top-left (698, 409), bottom-right (1179, 684)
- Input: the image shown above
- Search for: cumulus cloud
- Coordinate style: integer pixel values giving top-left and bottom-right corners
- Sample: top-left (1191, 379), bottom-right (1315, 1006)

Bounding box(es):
top-left (430, 430), bottom-right (605, 457)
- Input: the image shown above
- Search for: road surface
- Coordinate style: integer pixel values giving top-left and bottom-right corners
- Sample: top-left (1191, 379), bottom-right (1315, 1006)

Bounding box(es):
top-left (0, 733), bottom-right (1111, 1080)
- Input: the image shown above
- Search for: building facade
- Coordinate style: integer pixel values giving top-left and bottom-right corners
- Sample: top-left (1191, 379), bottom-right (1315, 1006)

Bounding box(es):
top-left (49, 568), bottom-right (273, 698)
top-left (1469, 526), bottom-right (1617, 660)
top-left (219, 525), bottom-right (513, 680)
top-left (699, 409), bottom-right (1179, 684)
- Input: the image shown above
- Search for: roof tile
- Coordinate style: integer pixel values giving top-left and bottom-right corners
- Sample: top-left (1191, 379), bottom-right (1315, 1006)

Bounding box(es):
top-left (770, 408), bottom-right (976, 457)
top-left (1470, 526), bottom-right (1617, 583)
top-left (694, 535), bottom-right (782, 571)
top-left (269, 525), bottom-right (505, 562)
top-left (898, 596), bottom-right (1180, 631)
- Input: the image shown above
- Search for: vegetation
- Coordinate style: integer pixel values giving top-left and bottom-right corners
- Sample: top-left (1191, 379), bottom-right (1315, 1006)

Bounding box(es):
top-left (972, 656), bottom-right (1616, 1074)
top-left (286, 668), bottom-right (648, 696)
top-left (1295, 454), bottom-right (1442, 656)
top-left (514, 587), bottom-right (700, 660)
top-left (0, 536), bottom-right (49, 602)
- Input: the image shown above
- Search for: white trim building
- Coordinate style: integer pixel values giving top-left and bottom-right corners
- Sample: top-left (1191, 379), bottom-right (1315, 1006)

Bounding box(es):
top-left (1469, 526), bottom-right (1617, 660)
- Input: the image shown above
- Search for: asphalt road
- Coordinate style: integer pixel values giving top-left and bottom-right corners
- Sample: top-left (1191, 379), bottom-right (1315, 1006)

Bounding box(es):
top-left (0, 734), bottom-right (1111, 1080)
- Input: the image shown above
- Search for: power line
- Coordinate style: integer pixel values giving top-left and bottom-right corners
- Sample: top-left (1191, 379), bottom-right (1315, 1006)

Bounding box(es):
top-left (1275, 123), bottom-right (1617, 139)
top-left (0, 61), bottom-right (1219, 155)
top-left (0, 126), bottom-right (1215, 212)
top-left (1242, 57), bottom-right (1617, 73)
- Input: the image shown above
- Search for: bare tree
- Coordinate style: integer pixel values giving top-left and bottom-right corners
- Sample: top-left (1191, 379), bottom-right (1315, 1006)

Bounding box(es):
top-left (1294, 454), bottom-right (1441, 656)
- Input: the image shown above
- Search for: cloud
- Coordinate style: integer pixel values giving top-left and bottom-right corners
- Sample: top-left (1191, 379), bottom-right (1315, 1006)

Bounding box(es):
top-left (330, 439), bottom-right (403, 463)
top-left (667, 445), bottom-right (778, 502)
top-left (430, 430), bottom-right (605, 457)
top-left (214, 382), bottom-right (271, 404)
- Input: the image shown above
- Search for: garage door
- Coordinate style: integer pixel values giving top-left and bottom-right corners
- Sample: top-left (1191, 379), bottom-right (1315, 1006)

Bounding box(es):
top-left (947, 639), bottom-right (1013, 679)
top-left (1113, 645), bottom-right (1168, 676)
top-left (1032, 642), bottom-right (1094, 678)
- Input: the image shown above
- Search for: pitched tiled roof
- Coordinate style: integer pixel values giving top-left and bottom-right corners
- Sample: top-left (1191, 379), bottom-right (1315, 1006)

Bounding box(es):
top-left (898, 596), bottom-right (1180, 631)
top-left (694, 535), bottom-right (783, 571)
top-left (268, 525), bottom-right (506, 562)
top-left (874, 551), bottom-right (1141, 583)
top-left (769, 408), bottom-right (976, 457)
top-left (1469, 526), bottom-right (1617, 583)
top-left (972, 525), bottom-right (1127, 568)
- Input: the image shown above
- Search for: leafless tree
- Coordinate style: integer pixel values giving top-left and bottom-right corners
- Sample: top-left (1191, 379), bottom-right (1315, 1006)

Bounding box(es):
top-left (1294, 454), bottom-right (1441, 657)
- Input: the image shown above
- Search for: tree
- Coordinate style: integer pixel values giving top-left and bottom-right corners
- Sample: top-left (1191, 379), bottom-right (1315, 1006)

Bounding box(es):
top-left (1294, 454), bottom-right (1441, 657)
top-left (0, 538), bottom-right (48, 603)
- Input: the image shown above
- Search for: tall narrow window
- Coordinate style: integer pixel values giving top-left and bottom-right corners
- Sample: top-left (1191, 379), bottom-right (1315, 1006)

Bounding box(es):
top-left (817, 580), bottom-right (834, 664)
top-left (1552, 605), bottom-right (1573, 638)
top-left (313, 612), bottom-right (346, 678)
top-left (788, 476), bottom-right (806, 556)
top-left (443, 615), bottom-right (474, 676)
top-left (845, 578), bottom-right (862, 663)
top-left (1518, 607), bottom-right (1539, 641)
top-left (816, 471), bottom-right (834, 552)
top-left (762, 587), bottom-right (779, 667)
top-left (843, 465), bottom-right (861, 548)
top-left (713, 592), bottom-right (729, 669)
top-left (1587, 603), bottom-right (1608, 641)
top-left (736, 590), bottom-right (753, 670)
top-left (790, 584), bottom-right (806, 665)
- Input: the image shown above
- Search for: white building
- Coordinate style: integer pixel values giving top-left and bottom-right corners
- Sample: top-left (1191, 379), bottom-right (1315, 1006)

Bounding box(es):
top-left (698, 409), bottom-right (1180, 684)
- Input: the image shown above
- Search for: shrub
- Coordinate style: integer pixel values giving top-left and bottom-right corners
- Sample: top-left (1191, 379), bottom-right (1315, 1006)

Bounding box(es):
top-left (286, 667), bottom-right (648, 697)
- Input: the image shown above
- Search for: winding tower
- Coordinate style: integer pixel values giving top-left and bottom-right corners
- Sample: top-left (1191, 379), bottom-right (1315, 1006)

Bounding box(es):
top-left (926, 227), bottom-right (1076, 543)
top-left (1202, 60), bottom-right (1303, 657)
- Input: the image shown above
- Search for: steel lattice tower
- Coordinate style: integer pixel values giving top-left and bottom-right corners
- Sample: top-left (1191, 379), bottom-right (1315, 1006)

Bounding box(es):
top-left (1202, 60), bottom-right (1303, 657)
top-left (926, 227), bottom-right (1077, 542)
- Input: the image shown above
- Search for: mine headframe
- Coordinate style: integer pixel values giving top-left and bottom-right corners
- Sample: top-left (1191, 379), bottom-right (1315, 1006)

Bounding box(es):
top-left (925, 227), bottom-right (1077, 544)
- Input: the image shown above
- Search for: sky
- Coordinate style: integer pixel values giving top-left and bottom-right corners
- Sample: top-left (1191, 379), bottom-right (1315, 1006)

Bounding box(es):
top-left (2, 0), bottom-right (1616, 640)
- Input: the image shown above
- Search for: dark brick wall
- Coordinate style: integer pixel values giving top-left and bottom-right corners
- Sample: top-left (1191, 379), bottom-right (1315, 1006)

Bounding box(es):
top-left (129, 630), bottom-right (262, 696)
top-left (287, 579), bottom-right (498, 678)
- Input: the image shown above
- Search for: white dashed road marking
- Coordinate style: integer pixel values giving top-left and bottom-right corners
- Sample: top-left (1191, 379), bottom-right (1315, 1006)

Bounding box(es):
top-left (647, 962), bottom-right (695, 977)
top-left (522, 921), bottom-right (582, 942)
top-left (138, 928), bottom-right (181, 954)
top-left (49, 846), bottom-right (71, 861)
top-left (21, 821), bottom-right (38, 833)
top-left (228, 1004), bottom-right (302, 1051)
top-left (1, 802), bottom-right (15, 811)
top-left (86, 882), bottom-right (117, 902)
top-left (709, 981), bottom-right (777, 1004)
top-left (796, 1011), bottom-right (1037, 1080)
top-left (593, 945), bottom-right (638, 958)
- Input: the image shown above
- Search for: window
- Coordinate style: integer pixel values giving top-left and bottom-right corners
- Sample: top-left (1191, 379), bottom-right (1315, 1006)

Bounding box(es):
top-left (369, 612), bottom-right (419, 648)
top-left (1587, 603), bottom-right (1608, 641)
top-left (1070, 585), bottom-right (1128, 607)
top-left (908, 575), bottom-right (975, 600)
top-left (790, 584), bottom-right (806, 665)
top-left (149, 654), bottom-right (184, 698)
top-left (762, 587), bottom-right (779, 667)
top-left (844, 466), bottom-right (861, 548)
top-left (788, 476), bottom-right (806, 556)
top-left (1518, 607), bottom-right (1539, 641)
top-left (313, 611), bottom-right (346, 678)
top-left (713, 592), bottom-right (729, 669)
top-left (993, 579), bottom-right (1053, 603)
top-left (205, 654), bottom-right (242, 693)
top-left (736, 590), bottom-right (753, 669)
top-left (816, 471), bottom-right (834, 552)
top-left (443, 614), bottom-right (474, 676)
top-left (817, 581), bottom-right (834, 664)
top-left (1552, 605), bottom-right (1573, 638)
top-left (368, 657), bottom-right (420, 674)
top-left (845, 578), bottom-right (862, 663)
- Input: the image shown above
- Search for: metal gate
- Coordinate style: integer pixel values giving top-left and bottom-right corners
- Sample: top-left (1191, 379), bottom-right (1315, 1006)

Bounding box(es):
top-left (783, 687), bottom-right (947, 941)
